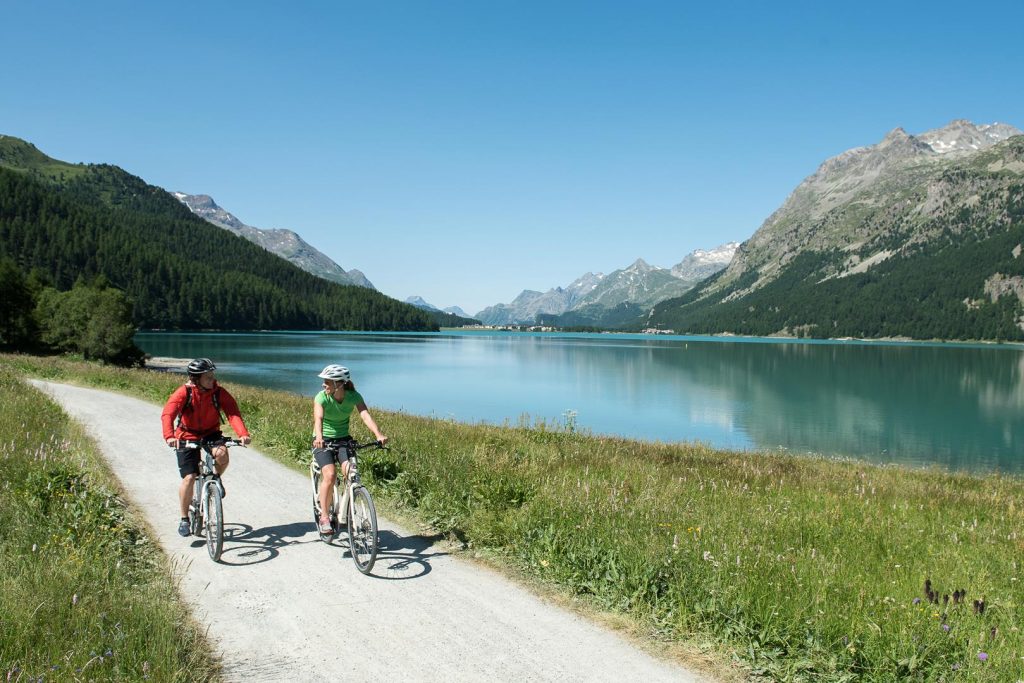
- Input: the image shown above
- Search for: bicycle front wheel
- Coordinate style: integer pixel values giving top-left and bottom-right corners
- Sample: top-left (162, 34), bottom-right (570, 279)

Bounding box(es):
top-left (205, 482), bottom-right (224, 562)
top-left (347, 486), bottom-right (378, 574)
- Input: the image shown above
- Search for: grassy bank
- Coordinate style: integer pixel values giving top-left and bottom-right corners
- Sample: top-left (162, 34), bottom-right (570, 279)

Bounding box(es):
top-left (0, 365), bottom-right (217, 681)
top-left (3, 354), bottom-right (1023, 681)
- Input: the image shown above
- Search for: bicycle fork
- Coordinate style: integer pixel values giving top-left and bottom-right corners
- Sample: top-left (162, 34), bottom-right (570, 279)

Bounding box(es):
top-left (190, 478), bottom-right (213, 534)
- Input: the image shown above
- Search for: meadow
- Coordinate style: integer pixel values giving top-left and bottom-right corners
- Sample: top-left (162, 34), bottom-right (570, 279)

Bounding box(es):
top-left (0, 364), bottom-right (216, 681)
top-left (2, 353), bottom-right (1022, 681)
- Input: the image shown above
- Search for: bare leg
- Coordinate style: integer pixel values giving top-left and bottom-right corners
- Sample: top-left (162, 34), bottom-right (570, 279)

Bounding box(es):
top-left (212, 445), bottom-right (230, 475)
top-left (179, 474), bottom-right (197, 517)
top-left (319, 463), bottom-right (336, 518)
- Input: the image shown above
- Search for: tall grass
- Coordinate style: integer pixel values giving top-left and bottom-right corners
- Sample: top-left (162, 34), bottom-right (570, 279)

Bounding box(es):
top-left (4, 353), bottom-right (1023, 681)
top-left (0, 365), bottom-right (217, 681)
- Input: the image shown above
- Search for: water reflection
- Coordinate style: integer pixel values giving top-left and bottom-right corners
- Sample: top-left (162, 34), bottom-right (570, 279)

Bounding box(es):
top-left (135, 332), bottom-right (1024, 474)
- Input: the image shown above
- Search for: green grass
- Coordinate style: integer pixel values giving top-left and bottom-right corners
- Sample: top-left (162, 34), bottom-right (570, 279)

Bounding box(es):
top-left (3, 353), bottom-right (1023, 681)
top-left (0, 363), bottom-right (217, 681)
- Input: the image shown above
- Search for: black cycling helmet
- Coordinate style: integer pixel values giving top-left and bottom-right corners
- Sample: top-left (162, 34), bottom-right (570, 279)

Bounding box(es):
top-left (186, 357), bottom-right (217, 375)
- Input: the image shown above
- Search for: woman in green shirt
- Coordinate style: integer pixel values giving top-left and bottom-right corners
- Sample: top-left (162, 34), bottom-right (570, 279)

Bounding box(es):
top-left (312, 364), bottom-right (388, 534)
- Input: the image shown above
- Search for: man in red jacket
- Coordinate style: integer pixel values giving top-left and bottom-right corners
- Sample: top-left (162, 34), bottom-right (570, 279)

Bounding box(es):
top-left (161, 358), bottom-right (251, 537)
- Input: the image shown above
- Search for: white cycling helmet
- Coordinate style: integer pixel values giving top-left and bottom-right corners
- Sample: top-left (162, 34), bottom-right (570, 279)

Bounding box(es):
top-left (317, 364), bottom-right (351, 382)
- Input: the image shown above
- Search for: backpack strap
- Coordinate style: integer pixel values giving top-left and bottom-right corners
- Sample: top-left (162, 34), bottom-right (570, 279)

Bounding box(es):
top-left (175, 385), bottom-right (192, 431)
top-left (175, 384), bottom-right (225, 429)
top-left (212, 386), bottom-right (224, 425)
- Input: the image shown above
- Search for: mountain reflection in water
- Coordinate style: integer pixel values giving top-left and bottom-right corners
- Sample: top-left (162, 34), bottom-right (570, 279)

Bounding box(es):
top-left (135, 331), bottom-right (1024, 474)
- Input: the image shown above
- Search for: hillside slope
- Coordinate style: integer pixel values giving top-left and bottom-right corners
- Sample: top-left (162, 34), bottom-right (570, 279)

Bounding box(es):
top-left (0, 136), bottom-right (436, 331)
top-left (649, 123), bottom-right (1024, 341)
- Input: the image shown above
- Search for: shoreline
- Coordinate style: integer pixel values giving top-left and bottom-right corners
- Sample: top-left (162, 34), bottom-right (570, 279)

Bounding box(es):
top-left (143, 356), bottom-right (189, 372)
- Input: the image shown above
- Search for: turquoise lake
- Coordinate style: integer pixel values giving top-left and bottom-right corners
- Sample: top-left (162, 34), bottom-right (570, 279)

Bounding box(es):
top-left (134, 330), bottom-right (1024, 475)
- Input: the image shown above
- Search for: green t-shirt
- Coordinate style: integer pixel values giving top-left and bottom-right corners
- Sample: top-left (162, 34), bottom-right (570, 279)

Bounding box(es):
top-left (315, 388), bottom-right (364, 439)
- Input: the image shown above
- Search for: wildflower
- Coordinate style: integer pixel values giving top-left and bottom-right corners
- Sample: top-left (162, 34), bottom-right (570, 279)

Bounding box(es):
top-left (912, 598), bottom-right (921, 605)
top-left (978, 652), bottom-right (989, 662)
top-left (942, 624), bottom-right (950, 632)
top-left (539, 559), bottom-right (549, 567)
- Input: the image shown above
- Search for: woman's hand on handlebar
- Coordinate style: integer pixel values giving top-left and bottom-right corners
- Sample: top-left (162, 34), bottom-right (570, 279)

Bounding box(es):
top-left (166, 437), bottom-right (179, 448)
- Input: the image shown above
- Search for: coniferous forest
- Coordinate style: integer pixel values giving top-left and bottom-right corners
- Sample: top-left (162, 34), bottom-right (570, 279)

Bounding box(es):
top-left (0, 161), bottom-right (438, 332)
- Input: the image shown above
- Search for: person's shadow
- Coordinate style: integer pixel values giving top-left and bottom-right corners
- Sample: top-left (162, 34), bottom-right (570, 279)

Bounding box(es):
top-left (191, 521), bottom-right (314, 565)
top-left (321, 527), bottom-right (450, 579)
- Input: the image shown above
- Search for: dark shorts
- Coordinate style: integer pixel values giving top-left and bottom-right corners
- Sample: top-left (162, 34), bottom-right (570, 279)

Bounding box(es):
top-left (312, 437), bottom-right (354, 469)
top-left (176, 432), bottom-right (225, 478)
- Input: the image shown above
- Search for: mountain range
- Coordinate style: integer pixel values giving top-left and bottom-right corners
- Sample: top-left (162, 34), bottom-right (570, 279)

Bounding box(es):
top-left (474, 243), bottom-right (738, 326)
top-left (173, 192), bottom-right (374, 289)
top-left (648, 119), bottom-right (1024, 340)
top-left (0, 135), bottom-right (438, 331)
top-left (5, 117), bottom-right (1023, 341)
top-left (404, 297), bottom-right (470, 318)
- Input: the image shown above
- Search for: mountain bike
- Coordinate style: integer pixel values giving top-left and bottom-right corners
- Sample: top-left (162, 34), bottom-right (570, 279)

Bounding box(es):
top-left (310, 440), bottom-right (385, 574)
top-left (176, 438), bottom-right (244, 562)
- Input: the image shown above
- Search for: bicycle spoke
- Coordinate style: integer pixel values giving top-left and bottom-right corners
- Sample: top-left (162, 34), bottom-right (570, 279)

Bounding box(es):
top-left (347, 487), bottom-right (378, 574)
top-left (205, 481), bottom-right (224, 562)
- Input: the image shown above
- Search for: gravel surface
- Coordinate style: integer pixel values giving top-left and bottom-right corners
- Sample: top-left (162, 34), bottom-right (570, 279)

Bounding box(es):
top-left (31, 380), bottom-right (709, 682)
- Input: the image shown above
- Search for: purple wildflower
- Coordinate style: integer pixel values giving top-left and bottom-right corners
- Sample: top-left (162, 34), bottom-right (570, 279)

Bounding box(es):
top-left (941, 624), bottom-right (950, 632)
top-left (978, 652), bottom-right (989, 662)
top-left (912, 597), bottom-right (921, 605)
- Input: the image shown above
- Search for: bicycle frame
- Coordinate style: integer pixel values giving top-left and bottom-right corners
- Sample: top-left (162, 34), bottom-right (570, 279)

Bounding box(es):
top-left (177, 438), bottom-right (241, 562)
top-left (310, 440), bottom-right (383, 573)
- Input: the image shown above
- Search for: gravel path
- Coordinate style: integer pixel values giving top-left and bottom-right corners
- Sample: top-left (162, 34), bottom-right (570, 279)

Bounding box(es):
top-left (31, 380), bottom-right (709, 682)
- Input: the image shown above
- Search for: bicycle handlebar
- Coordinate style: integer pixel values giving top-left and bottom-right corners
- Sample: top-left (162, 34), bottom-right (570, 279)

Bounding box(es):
top-left (351, 440), bottom-right (388, 451)
top-left (171, 438), bottom-right (246, 449)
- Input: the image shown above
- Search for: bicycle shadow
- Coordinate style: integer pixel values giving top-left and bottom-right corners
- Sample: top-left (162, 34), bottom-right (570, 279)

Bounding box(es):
top-left (327, 529), bottom-right (450, 580)
top-left (191, 521), bottom-right (316, 566)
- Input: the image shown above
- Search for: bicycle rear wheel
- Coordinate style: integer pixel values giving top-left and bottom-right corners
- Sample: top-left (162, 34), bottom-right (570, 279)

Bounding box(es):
top-left (205, 481), bottom-right (224, 561)
top-left (347, 486), bottom-right (378, 574)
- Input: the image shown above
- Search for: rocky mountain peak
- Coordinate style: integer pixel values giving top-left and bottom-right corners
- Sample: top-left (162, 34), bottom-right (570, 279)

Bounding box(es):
top-left (918, 119), bottom-right (1023, 156)
top-left (626, 258), bottom-right (657, 273)
top-left (671, 242), bottom-right (738, 281)
top-left (173, 192), bottom-right (374, 290)
top-left (405, 296), bottom-right (439, 311)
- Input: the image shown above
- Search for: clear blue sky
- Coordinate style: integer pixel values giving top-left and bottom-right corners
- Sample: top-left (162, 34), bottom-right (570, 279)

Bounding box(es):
top-left (4, 1), bottom-right (1022, 315)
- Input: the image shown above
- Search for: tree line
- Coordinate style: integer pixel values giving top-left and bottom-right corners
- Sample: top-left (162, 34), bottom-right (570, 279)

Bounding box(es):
top-left (0, 258), bottom-right (143, 364)
top-left (0, 165), bottom-right (438, 332)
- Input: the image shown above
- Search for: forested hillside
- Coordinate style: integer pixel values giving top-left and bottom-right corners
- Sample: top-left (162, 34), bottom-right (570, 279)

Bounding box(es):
top-left (0, 143), bottom-right (437, 331)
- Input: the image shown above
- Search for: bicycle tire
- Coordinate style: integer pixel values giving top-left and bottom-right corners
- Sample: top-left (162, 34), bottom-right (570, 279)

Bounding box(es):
top-left (205, 481), bottom-right (224, 562)
top-left (347, 486), bottom-right (378, 574)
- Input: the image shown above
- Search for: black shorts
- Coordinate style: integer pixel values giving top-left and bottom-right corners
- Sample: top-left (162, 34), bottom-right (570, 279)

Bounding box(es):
top-left (312, 437), bottom-right (355, 469)
top-left (176, 432), bottom-right (225, 478)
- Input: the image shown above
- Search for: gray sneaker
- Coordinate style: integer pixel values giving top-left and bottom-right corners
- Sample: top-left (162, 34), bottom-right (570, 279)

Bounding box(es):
top-left (178, 519), bottom-right (190, 537)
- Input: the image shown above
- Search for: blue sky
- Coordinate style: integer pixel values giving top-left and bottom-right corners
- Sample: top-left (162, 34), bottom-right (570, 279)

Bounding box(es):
top-left (3, 1), bottom-right (1023, 315)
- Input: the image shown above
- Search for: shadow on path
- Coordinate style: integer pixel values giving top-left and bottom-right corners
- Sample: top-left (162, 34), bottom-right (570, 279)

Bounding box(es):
top-left (188, 521), bottom-right (317, 566)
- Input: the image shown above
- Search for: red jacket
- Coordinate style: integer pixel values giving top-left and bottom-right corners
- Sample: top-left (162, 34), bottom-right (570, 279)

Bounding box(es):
top-left (161, 382), bottom-right (250, 441)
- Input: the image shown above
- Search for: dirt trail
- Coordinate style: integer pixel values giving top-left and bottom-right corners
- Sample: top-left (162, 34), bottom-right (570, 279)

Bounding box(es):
top-left (31, 380), bottom-right (709, 682)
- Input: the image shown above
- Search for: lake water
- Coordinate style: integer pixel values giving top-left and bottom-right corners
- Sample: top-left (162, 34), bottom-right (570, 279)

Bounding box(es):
top-left (134, 331), bottom-right (1024, 475)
